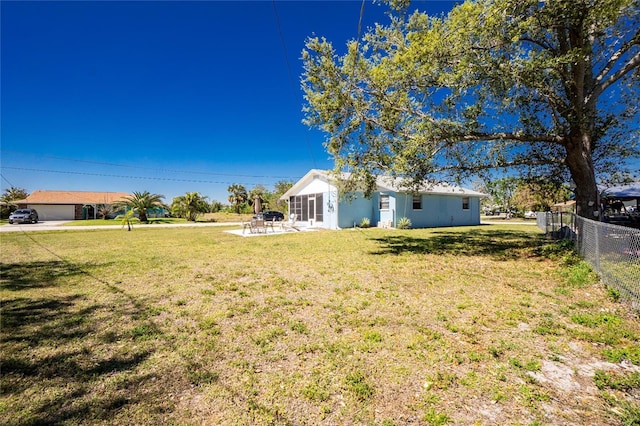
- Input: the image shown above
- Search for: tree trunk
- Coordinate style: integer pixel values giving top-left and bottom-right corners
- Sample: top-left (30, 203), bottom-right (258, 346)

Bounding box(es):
top-left (565, 133), bottom-right (600, 219)
top-left (139, 211), bottom-right (148, 223)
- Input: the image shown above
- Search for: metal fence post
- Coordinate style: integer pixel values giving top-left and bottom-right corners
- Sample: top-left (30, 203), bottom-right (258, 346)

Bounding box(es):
top-left (594, 220), bottom-right (601, 273)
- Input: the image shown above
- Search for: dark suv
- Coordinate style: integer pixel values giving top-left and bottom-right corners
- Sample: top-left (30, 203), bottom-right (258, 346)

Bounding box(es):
top-left (254, 210), bottom-right (285, 221)
top-left (9, 209), bottom-right (39, 224)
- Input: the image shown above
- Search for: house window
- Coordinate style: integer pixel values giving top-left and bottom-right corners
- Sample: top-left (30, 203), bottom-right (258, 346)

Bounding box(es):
top-left (412, 195), bottom-right (422, 210)
top-left (462, 197), bottom-right (470, 210)
top-left (379, 194), bottom-right (389, 210)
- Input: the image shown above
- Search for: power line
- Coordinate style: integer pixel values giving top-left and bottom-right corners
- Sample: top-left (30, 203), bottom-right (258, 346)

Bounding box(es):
top-left (0, 150), bottom-right (300, 180)
top-left (351, 0), bottom-right (366, 80)
top-left (2, 166), bottom-right (298, 187)
top-left (271, 0), bottom-right (317, 169)
top-left (1, 173), bottom-right (17, 188)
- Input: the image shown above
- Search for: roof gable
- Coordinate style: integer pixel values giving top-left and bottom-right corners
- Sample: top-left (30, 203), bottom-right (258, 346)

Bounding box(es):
top-left (281, 169), bottom-right (331, 199)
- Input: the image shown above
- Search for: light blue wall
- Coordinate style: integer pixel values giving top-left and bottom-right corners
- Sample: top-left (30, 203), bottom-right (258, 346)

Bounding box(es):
top-left (393, 193), bottom-right (482, 227)
top-left (325, 189), bottom-right (481, 229)
top-left (337, 193), bottom-right (375, 228)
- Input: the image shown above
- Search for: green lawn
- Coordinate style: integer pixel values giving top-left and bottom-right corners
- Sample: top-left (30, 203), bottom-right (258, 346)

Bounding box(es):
top-left (1, 225), bottom-right (638, 425)
top-left (62, 217), bottom-right (188, 226)
top-left (62, 212), bottom-right (253, 226)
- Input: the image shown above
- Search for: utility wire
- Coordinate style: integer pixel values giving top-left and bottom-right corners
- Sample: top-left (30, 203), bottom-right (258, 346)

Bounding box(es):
top-left (2, 166), bottom-right (298, 187)
top-left (352, 0), bottom-right (366, 80)
top-left (1, 173), bottom-right (17, 188)
top-left (271, 0), bottom-right (317, 169)
top-left (0, 150), bottom-right (298, 180)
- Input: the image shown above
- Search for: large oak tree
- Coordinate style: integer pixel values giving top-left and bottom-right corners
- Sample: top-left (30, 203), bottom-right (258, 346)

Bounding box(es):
top-left (301, 0), bottom-right (639, 218)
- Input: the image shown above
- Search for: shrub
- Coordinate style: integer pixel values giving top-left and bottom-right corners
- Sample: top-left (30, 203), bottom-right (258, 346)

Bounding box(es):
top-left (397, 217), bottom-right (412, 229)
top-left (360, 217), bottom-right (371, 228)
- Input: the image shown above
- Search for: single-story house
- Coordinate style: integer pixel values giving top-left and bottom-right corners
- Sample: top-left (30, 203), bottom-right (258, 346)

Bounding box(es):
top-left (14, 190), bottom-right (131, 220)
top-left (280, 169), bottom-right (485, 229)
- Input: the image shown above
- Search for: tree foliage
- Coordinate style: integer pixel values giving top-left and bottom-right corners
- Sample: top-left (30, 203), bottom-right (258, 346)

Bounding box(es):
top-left (513, 178), bottom-right (571, 211)
top-left (209, 200), bottom-right (224, 213)
top-left (484, 176), bottom-right (570, 213)
top-left (270, 180), bottom-right (295, 213)
top-left (1, 187), bottom-right (28, 202)
top-left (227, 184), bottom-right (248, 214)
top-left (301, 0), bottom-right (640, 218)
top-left (0, 187), bottom-right (28, 218)
top-left (171, 192), bottom-right (209, 222)
top-left (116, 191), bottom-right (166, 223)
top-left (486, 177), bottom-right (519, 213)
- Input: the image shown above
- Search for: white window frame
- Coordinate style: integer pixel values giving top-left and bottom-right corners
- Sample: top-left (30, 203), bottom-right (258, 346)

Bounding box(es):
top-left (462, 197), bottom-right (470, 210)
top-left (379, 194), bottom-right (390, 210)
top-left (412, 195), bottom-right (422, 210)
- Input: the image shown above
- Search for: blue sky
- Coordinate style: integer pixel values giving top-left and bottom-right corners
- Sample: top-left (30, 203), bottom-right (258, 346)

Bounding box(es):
top-left (1, 0), bottom-right (456, 203)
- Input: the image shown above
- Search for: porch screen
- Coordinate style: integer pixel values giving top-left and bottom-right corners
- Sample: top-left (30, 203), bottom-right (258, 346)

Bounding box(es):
top-left (290, 193), bottom-right (323, 222)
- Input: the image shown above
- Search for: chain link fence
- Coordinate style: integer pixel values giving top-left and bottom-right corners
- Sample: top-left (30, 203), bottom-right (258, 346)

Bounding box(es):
top-left (538, 212), bottom-right (640, 306)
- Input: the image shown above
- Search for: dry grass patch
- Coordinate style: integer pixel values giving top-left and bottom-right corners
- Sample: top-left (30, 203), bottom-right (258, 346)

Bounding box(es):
top-left (1, 225), bottom-right (639, 425)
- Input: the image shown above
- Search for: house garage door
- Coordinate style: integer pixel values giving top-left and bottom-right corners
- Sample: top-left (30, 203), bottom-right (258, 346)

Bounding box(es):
top-left (29, 204), bottom-right (75, 220)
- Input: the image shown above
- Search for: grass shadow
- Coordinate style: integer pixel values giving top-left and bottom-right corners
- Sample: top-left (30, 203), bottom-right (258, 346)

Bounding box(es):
top-left (1, 258), bottom-right (169, 425)
top-left (369, 228), bottom-right (547, 259)
top-left (1, 296), bottom-right (90, 342)
top-left (1, 294), bottom-right (159, 425)
top-left (0, 260), bottom-right (88, 291)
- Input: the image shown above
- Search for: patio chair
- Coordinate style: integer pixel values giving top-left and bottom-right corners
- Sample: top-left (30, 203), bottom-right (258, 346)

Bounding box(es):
top-left (242, 218), bottom-right (267, 234)
top-left (264, 218), bottom-right (276, 233)
top-left (281, 214), bottom-right (300, 232)
top-left (251, 218), bottom-right (267, 233)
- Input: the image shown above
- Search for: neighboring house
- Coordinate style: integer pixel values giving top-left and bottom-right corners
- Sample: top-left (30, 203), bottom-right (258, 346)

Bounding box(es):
top-left (14, 190), bottom-right (131, 220)
top-left (281, 169), bottom-right (485, 229)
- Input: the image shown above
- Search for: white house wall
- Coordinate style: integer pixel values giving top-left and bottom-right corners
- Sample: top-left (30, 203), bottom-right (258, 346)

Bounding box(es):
top-left (296, 176), bottom-right (333, 195)
top-left (291, 176), bottom-right (339, 229)
top-left (325, 190), bottom-right (339, 229)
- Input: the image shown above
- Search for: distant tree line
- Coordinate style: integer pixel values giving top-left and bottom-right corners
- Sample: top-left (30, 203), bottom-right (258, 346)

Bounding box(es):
top-left (0, 187), bottom-right (28, 219)
top-left (226, 181), bottom-right (294, 215)
top-left (1, 180), bottom-right (295, 222)
top-left (477, 177), bottom-right (571, 216)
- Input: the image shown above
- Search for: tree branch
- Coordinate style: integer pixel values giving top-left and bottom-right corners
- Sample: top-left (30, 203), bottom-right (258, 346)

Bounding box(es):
top-left (588, 48), bottom-right (640, 107)
top-left (459, 131), bottom-right (565, 145)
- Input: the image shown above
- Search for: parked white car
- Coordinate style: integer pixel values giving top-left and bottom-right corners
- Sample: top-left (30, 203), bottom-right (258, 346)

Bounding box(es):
top-left (524, 211), bottom-right (537, 218)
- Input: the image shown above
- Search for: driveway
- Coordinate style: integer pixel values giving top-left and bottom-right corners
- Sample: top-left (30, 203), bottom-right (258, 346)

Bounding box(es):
top-left (1, 221), bottom-right (78, 232)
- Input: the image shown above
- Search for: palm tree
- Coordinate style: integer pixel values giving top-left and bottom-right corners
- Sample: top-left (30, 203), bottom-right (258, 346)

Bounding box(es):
top-left (97, 204), bottom-right (114, 220)
top-left (171, 192), bottom-right (209, 222)
top-left (227, 184), bottom-right (248, 214)
top-left (120, 210), bottom-right (135, 231)
top-left (116, 191), bottom-right (165, 223)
